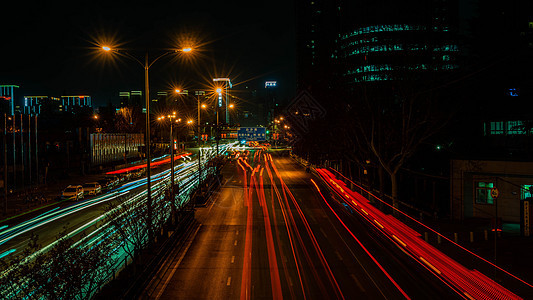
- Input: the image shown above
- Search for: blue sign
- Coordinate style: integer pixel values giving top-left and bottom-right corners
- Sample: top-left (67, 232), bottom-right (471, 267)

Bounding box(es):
top-left (238, 127), bottom-right (266, 141)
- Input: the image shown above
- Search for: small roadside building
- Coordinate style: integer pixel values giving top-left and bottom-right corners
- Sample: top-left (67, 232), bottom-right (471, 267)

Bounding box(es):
top-left (451, 159), bottom-right (533, 223)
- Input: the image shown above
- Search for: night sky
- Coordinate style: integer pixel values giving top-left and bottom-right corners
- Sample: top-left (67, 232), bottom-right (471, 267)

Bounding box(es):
top-left (2, 1), bottom-right (296, 107)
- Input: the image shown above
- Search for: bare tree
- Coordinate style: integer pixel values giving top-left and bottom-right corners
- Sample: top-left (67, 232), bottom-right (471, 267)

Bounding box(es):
top-left (349, 78), bottom-right (451, 211)
top-left (0, 228), bottom-right (116, 300)
top-left (102, 183), bottom-right (170, 274)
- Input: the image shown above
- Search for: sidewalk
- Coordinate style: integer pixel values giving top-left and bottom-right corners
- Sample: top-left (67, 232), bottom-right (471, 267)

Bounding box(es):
top-left (417, 217), bottom-right (533, 297)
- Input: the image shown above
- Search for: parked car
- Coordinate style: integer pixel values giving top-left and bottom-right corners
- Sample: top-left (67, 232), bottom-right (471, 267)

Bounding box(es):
top-left (82, 182), bottom-right (102, 195)
top-left (61, 185), bottom-right (84, 201)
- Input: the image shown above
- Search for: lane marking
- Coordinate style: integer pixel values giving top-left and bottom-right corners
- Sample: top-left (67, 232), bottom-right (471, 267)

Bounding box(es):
top-left (334, 250), bottom-right (343, 261)
top-left (419, 257), bottom-right (442, 275)
top-left (320, 227), bottom-right (328, 238)
top-left (350, 274), bottom-right (366, 293)
top-left (227, 276), bottom-right (232, 286)
top-left (234, 240), bottom-right (238, 246)
top-left (231, 256), bottom-right (235, 263)
top-left (392, 235), bottom-right (407, 248)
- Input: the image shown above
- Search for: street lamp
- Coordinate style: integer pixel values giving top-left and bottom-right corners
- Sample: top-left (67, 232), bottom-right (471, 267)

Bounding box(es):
top-left (215, 88), bottom-right (223, 157)
top-left (102, 45), bottom-right (193, 242)
top-left (213, 78), bottom-right (232, 124)
top-left (158, 113), bottom-right (178, 223)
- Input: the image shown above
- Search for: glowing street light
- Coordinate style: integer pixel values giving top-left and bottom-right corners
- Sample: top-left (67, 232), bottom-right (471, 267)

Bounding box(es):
top-left (100, 43), bottom-right (193, 243)
top-left (158, 113), bottom-right (180, 222)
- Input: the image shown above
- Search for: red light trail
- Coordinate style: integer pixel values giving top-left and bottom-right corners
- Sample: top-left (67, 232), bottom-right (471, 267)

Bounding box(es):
top-left (315, 168), bottom-right (524, 299)
top-left (105, 153), bottom-right (192, 175)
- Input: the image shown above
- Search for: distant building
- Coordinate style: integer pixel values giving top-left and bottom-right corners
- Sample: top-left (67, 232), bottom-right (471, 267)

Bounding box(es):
top-left (130, 91), bottom-right (142, 108)
top-left (0, 85), bottom-right (20, 115)
top-left (154, 91), bottom-right (168, 111)
top-left (23, 96), bottom-right (61, 115)
top-left (61, 95), bottom-right (92, 112)
top-left (90, 133), bottom-right (144, 165)
top-left (295, 0), bottom-right (340, 90)
top-left (119, 90), bottom-right (146, 112)
top-left (119, 91), bottom-right (130, 108)
top-left (264, 81), bottom-right (278, 125)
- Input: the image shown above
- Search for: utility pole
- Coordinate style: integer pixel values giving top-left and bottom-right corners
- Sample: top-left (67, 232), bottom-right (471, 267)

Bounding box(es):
top-left (145, 52), bottom-right (153, 245)
top-left (170, 118), bottom-right (175, 223)
top-left (35, 114), bottom-right (38, 185)
top-left (20, 113), bottom-right (24, 190)
top-left (3, 114), bottom-right (7, 214)
top-left (28, 113), bottom-right (32, 187)
top-left (12, 115), bottom-right (15, 191)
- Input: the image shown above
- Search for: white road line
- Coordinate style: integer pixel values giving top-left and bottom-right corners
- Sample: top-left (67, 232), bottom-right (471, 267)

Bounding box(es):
top-left (335, 250), bottom-right (343, 261)
top-left (227, 276), bottom-right (232, 286)
top-left (350, 274), bottom-right (366, 292)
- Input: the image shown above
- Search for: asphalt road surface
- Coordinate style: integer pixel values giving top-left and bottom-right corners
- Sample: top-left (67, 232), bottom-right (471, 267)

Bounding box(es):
top-left (145, 149), bottom-right (457, 299)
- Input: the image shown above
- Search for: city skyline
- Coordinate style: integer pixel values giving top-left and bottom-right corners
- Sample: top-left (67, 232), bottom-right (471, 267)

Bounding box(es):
top-left (1, 1), bottom-right (297, 107)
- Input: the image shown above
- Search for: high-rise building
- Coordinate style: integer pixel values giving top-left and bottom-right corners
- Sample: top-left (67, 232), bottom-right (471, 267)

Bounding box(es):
top-left (295, 0), bottom-right (341, 91)
top-left (264, 81), bottom-right (278, 124)
top-left (130, 91), bottom-right (143, 108)
top-left (339, 1), bottom-right (459, 84)
top-left (0, 85), bottom-right (20, 115)
top-left (296, 1), bottom-right (460, 89)
top-left (61, 95), bottom-right (92, 112)
top-left (23, 96), bottom-right (61, 115)
top-left (119, 91), bottom-right (131, 108)
top-left (154, 91), bottom-right (168, 111)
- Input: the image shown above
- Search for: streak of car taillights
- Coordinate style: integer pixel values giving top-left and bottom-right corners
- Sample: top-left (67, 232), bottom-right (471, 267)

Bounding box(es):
top-left (310, 178), bottom-right (411, 300)
top-left (315, 168), bottom-right (524, 299)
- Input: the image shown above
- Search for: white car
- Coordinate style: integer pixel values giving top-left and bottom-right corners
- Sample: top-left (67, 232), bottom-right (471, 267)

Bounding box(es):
top-left (82, 182), bottom-right (102, 195)
top-left (61, 185), bottom-right (84, 201)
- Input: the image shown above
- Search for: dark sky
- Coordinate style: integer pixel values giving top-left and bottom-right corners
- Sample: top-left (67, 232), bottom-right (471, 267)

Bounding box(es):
top-left (2, 1), bottom-right (296, 107)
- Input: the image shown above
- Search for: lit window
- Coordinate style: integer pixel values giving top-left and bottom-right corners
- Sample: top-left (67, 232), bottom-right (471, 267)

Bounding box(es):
top-left (475, 182), bottom-right (494, 204)
top-left (522, 185), bottom-right (533, 200)
top-left (490, 121), bottom-right (504, 135)
top-left (507, 121), bottom-right (525, 135)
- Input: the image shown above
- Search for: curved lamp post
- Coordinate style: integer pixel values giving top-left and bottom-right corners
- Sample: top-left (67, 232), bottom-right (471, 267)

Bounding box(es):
top-left (102, 45), bottom-right (192, 243)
